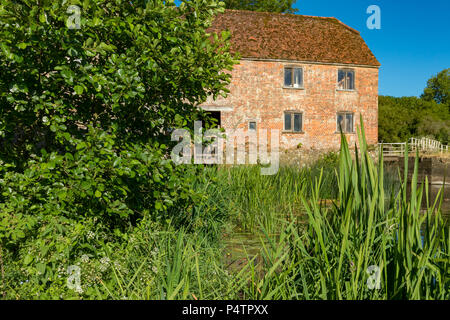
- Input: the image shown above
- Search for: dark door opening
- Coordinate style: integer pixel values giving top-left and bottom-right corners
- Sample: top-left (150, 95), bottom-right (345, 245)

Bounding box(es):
top-left (204, 111), bottom-right (221, 128)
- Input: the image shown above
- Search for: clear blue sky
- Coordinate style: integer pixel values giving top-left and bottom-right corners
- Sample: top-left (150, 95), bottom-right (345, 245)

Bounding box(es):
top-left (174, 0), bottom-right (449, 97)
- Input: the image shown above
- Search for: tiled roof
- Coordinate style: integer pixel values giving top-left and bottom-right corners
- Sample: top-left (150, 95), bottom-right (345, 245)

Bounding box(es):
top-left (208, 10), bottom-right (380, 67)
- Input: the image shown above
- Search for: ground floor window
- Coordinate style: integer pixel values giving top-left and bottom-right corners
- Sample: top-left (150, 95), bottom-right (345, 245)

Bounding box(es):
top-left (248, 121), bottom-right (257, 131)
top-left (284, 111), bottom-right (303, 133)
top-left (337, 112), bottom-right (354, 133)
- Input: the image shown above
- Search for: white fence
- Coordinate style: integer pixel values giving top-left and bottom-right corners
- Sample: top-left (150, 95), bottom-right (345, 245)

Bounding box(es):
top-left (378, 137), bottom-right (450, 157)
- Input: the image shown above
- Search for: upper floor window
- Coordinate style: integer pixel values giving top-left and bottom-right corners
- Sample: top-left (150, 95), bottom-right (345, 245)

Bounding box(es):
top-left (284, 67), bottom-right (303, 88)
top-left (338, 69), bottom-right (355, 90)
top-left (248, 121), bottom-right (257, 131)
top-left (284, 111), bottom-right (303, 132)
top-left (337, 112), bottom-right (354, 133)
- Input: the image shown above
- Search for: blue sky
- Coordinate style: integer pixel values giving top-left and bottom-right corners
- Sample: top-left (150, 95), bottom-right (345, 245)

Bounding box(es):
top-left (174, 0), bottom-right (449, 97)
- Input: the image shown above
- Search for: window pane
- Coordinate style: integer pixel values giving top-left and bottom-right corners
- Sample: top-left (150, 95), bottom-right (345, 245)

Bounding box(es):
top-left (347, 71), bottom-right (354, 90)
top-left (338, 70), bottom-right (346, 90)
top-left (294, 68), bottom-right (303, 88)
top-left (249, 121), bottom-right (256, 131)
top-left (284, 113), bottom-right (292, 131)
top-left (337, 114), bottom-right (344, 132)
top-left (294, 113), bottom-right (302, 132)
top-left (346, 114), bottom-right (353, 132)
top-left (284, 68), bottom-right (292, 86)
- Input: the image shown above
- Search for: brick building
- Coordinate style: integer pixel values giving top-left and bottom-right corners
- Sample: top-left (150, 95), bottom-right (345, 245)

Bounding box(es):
top-left (202, 10), bottom-right (380, 150)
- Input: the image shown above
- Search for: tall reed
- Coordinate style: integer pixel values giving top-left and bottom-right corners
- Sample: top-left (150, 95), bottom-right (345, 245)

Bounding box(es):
top-left (97, 119), bottom-right (448, 300)
top-left (251, 119), bottom-right (449, 299)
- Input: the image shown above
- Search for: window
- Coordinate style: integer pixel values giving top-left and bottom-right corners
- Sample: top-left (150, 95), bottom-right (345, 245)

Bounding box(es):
top-left (248, 121), bottom-right (257, 131)
top-left (284, 112), bottom-right (303, 132)
top-left (337, 112), bottom-right (354, 133)
top-left (338, 69), bottom-right (355, 90)
top-left (284, 67), bottom-right (303, 88)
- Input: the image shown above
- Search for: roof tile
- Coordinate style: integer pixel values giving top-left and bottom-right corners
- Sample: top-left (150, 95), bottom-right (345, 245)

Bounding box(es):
top-left (208, 10), bottom-right (380, 67)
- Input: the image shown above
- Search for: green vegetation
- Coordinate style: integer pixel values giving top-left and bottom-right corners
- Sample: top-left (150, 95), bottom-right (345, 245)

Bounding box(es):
top-left (0, 1), bottom-right (448, 300)
top-left (422, 69), bottom-right (450, 108)
top-left (223, 0), bottom-right (298, 13)
top-left (379, 68), bottom-right (450, 144)
top-left (0, 0), bottom-right (235, 299)
top-left (200, 152), bottom-right (339, 234)
top-left (2, 121), bottom-right (448, 299)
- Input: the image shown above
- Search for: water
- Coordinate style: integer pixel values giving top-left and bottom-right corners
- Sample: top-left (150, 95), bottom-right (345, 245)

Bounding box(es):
top-left (223, 229), bottom-right (270, 272)
top-left (223, 158), bottom-right (450, 273)
top-left (428, 183), bottom-right (450, 223)
top-left (385, 158), bottom-right (450, 226)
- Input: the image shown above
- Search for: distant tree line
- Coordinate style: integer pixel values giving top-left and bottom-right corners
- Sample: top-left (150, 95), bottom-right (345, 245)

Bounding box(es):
top-left (379, 68), bottom-right (450, 144)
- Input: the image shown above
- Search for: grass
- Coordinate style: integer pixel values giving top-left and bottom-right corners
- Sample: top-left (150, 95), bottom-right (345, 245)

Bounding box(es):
top-left (94, 121), bottom-right (449, 300)
top-left (199, 153), bottom-right (339, 235)
top-left (5, 122), bottom-right (448, 300)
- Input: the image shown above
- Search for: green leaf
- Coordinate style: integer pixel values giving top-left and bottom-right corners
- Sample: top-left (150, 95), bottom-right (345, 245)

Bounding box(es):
top-left (74, 85), bottom-right (84, 95)
top-left (36, 263), bottom-right (46, 275)
top-left (24, 255), bottom-right (34, 265)
top-left (39, 12), bottom-right (47, 23)
top-left (17, 43), bottom-right (30, 49)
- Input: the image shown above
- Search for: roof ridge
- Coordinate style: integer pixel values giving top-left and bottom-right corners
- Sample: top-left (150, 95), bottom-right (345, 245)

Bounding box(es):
top-left (329, 17), bottom-right (360, 35)
top-left (223, 9), bottom-right (360, 35)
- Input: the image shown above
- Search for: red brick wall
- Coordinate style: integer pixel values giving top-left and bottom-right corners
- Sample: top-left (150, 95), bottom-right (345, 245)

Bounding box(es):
top-left (202, 59), bottom-right (379, 150)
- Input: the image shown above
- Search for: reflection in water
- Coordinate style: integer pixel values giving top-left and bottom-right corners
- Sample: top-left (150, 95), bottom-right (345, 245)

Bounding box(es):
top-left (428, 183), bottom-right (450, 223)
top-left (385, 158), bottom-right (450, 226)
top-left (224, 159), bottom-right (450, 273)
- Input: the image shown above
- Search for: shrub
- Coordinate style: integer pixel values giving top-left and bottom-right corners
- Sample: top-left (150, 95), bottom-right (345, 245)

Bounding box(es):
top-left (0, 0), bottom-right (235, 298)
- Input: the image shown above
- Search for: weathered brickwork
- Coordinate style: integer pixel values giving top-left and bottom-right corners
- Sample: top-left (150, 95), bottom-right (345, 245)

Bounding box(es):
top-left (202, 59), bottom-right (379, 150)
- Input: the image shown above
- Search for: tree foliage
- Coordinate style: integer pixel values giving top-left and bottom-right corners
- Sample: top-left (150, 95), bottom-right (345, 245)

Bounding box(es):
top-left (0, 0), bottom-right (235, 298)
top-left (379, 69), bottom-right (450, 144)
top-left (223, 0), bottom-right (298, 13)
top-left (421, 68), bottom-right (450, 109)
top-left (0, 0), bottom-right (234, 166)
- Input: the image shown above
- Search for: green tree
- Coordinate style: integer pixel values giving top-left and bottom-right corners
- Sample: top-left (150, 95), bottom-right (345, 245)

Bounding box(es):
top-left (0, 0), bottom-right (234, 167)
top-left (378, 95), bottom-right (450, 144)
top-left (0, 0), bottom-right (236, 298)
top-left (223, 0), bottom-right (298, 13)
top-left (421, 68), bottom-right (450, 109)
top-left (378, 96), bottom-right (419, 143)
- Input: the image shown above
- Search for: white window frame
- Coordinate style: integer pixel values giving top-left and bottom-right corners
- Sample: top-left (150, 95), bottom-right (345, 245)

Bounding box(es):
top-left (284, 66), bottom-right (304, 89)
top-left (336, 112), bottom-right (355, 133)
top-left (283, 111), bottom-right (304, 133)
top-left (337, 69), bottom-right (355, 91)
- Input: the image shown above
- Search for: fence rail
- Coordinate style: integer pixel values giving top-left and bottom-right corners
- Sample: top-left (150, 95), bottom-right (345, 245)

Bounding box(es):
top-left (378, 137), bottom-right (450, 157)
